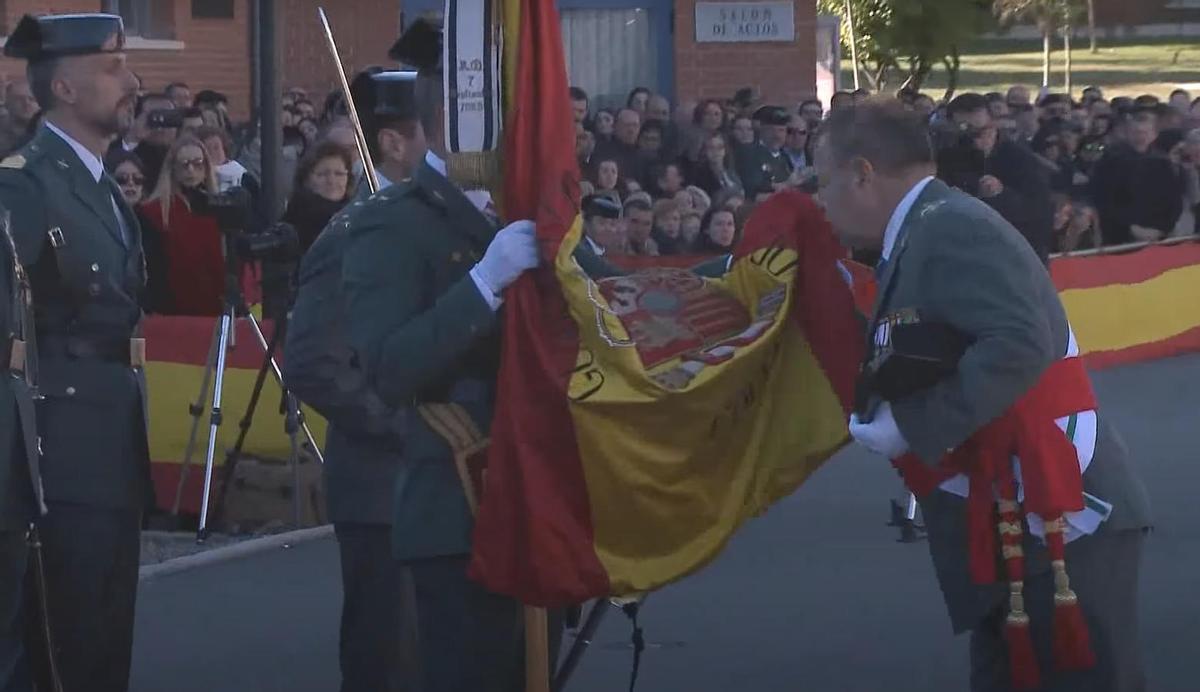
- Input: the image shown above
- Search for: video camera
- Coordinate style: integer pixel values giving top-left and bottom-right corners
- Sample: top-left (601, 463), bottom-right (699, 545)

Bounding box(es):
top-left (147, 108), bottom-right (185, 130)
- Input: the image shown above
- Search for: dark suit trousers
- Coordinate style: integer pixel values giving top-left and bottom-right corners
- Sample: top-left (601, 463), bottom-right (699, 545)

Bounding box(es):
top-left (0, 531), bottom-right (29, 692)
top-left (407, 555), bottom-right (562, 692)
top-left (24, 504), bottom-right (140, 692)
top-left (334, 523), bottom-right (418, 692)
top-left (969, 528), bottom-right (1146, 692)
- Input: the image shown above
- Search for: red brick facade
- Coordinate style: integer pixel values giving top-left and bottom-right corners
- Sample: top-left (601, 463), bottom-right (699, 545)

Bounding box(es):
top-left (1, 0), bottom-right (253, 116)
top-left (278, 0), bottom-right (401, 113)
top-left (675, 0), bottom-right (817, 109)
top-left (0, 0), bottom-right (820, 120)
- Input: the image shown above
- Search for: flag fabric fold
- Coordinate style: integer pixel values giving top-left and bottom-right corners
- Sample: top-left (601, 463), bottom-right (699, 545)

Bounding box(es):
top-left (469, 0), bottom-right (864, 607)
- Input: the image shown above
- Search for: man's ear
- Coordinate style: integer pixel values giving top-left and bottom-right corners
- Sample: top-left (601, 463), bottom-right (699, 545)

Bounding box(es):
top-left (851, 156), bottom-right (875, 187)
top-left (50, 73), bottom-right (75, 106)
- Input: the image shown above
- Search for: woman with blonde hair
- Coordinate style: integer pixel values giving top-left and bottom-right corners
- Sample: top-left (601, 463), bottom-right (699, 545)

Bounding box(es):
top-left (138, 134), bottom-right (229, 315)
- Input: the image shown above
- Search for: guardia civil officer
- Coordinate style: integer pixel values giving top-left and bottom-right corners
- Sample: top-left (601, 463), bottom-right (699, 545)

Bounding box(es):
top-left (284, 70), bottom-right (428, 692)
top-left (0, 14), bottom-right (149, 692)
top-left (339, 19), bottom-right (545, 692)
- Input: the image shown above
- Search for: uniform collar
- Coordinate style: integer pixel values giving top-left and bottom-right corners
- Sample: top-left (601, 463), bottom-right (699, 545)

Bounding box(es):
top-left (375, 168), bottom-right (393, 190)
top-left (44, 119), bottom-right (105, 183)
top-left (881, 175), bottom-right (934, 261)
top-left (425, 149), bottom-right (447, 177)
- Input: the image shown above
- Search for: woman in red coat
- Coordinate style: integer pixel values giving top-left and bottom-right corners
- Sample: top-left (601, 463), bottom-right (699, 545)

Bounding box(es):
top-left (138, 134), bottom-right (227, 316)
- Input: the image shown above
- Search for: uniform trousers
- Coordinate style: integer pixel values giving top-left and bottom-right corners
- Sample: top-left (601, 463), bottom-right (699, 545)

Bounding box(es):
top-left (406, 555), bottom-right (563, 692)
top-left (969, 528), bottom-right (1146, 692)
top-left (24, 503), bottom-right (140, 692)
top-left (0, 531), bottom-right (28, 692)
top-left (334, 523), bottom-right (418, 692)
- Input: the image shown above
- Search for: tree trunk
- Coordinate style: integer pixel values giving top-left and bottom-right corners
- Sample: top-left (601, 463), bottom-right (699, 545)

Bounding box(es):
top-left (844, 0), bottom-right (861, 90)
top-left (1087, 0), bottom-right (1097, 53)
top-left (942, 46), bottom-right (962, 103)
top-left (1042, 27), bottom-right (1052, 88)
top-left (1064, 21), bottom-right (1073, 95)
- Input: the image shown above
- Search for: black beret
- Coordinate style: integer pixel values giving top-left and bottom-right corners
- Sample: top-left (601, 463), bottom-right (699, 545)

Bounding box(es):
top-left (582, 194), bottom-right (622, 220)
top-left (389, 18), bottom-right (442, 75)
top-left (4, 13), bottom-right (125, 61)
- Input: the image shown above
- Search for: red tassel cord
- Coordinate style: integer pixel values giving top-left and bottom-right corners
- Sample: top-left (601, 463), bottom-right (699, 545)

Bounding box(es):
top-left (1044, 518), bottom-right (1097, 671)
top-left (996, 491), bottom-right (1042, 691)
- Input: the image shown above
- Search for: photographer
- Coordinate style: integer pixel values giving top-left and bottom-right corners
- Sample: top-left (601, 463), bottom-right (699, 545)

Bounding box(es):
top-left (138, 134), bottom-right (248, 315)
top-left (936, 93), bottom-right (1054, 262)
top-left (129, 92), bottom-right (179, 188)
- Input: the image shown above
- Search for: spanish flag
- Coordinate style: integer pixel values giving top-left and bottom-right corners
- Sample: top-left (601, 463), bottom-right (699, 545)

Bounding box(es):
top-left (469, 0), bottom-right (863, 607)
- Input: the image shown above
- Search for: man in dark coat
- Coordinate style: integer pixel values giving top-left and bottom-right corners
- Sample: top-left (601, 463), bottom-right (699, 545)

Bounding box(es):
top-left (938, 93), bottom-right (1055, 263)
top-left (285, 69), bottom-right (427, 692)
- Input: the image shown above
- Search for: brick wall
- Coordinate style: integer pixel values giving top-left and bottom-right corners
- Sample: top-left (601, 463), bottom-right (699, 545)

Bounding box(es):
top-left (278, 0), bottom-right (402, 111)
top-left (0, 0), bottom-right (253, 118)
top-left (674, 0), bottom-right (817, 109)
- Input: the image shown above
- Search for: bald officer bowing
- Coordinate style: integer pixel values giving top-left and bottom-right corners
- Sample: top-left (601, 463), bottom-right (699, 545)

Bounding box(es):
top-left (816, 100), bottom-right (1150, 691)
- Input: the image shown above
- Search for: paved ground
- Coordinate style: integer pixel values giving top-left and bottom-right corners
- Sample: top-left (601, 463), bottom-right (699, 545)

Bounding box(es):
top-left (129, 354), bottom-right (1200, 692)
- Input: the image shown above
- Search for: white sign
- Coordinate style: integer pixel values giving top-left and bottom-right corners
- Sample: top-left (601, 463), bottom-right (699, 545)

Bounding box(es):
top-left (694, 2), bottom-right (795, 43)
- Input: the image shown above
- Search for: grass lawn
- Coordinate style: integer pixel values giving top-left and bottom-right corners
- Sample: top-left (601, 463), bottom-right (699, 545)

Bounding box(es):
top-left (843, 38), bottom-right (1200, 99)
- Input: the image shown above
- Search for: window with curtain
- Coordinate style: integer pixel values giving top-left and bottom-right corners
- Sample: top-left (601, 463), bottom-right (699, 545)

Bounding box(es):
top-left (560, 8), bottom-right (658, 110)
top-left (101, 0), bottom-right (176, 39)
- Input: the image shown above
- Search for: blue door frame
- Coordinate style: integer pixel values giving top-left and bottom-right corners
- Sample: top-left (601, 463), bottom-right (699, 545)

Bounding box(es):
top-left (399, 0), bottom-right (676, 102)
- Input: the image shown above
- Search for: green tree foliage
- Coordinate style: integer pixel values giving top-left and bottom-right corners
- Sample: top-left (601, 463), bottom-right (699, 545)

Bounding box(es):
top-left (993, 0), bottom-right (1086, 85)
top-left (819, 0), bottom-right (994, 96)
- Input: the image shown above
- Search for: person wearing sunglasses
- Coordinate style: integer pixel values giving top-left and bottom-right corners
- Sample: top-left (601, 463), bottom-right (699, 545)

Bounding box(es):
top-left (105, 150), bottom-right (148, 207)
top-left (137, 134), bottom-right (229, 315)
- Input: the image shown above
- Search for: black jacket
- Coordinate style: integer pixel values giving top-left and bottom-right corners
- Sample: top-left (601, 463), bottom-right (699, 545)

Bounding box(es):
top-left (937, 139), bottom-right (1054, 263)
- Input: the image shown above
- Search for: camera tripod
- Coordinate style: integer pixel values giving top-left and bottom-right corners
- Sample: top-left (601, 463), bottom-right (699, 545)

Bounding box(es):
top-left (171, 247), bottom-right (323, 542)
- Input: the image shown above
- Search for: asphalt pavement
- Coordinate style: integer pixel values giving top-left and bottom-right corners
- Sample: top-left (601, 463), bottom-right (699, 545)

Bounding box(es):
top-left (129, 354), bottom-right (1200, 692)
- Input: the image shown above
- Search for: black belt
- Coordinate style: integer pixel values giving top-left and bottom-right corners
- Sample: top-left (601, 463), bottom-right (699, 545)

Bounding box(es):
top-left (38, 334), bottom-right (137, 365)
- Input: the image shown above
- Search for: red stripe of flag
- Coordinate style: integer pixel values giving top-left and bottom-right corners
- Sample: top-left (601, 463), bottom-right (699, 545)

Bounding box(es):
top-left (468, 0), bottom-right (609, 606)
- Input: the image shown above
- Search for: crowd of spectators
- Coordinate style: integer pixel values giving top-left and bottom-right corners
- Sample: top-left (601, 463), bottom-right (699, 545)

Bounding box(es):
top-left (572, 82), bottom-right (1200, 262)
top-left (0, 69), bottom-right (1194, 317)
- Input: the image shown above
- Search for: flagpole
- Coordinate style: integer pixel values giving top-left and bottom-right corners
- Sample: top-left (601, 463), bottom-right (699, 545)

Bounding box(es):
top-left (316, 7), bottom-right (380, 194)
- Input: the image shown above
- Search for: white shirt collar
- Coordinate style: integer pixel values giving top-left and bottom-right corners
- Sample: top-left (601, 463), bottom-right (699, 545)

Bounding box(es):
top-left (881, 176), bottom-right (935, 261)
top-left (374, 169), bottom-right (393, 190)
top-left (425, 150), bottom-right (447, 177)
top-left (585, 235), bottom-right (606, 256)
top-left (45, 120), bottom-right (105, 183)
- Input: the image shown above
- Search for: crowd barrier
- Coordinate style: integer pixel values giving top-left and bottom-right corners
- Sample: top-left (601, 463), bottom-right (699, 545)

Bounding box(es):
top-left (146, 237), bottom-right (1200, 513)
top-left (1051, 236), bottom-right (1200, 369)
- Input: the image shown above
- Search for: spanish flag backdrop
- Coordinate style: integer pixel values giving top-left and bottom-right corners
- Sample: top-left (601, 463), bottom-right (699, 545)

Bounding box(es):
top-left (466, 0), bottom-right (863, 607)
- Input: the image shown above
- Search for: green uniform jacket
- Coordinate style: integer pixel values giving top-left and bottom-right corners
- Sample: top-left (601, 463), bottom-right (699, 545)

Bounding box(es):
top-left (736, 142), bottom-right (793, 198)
top-left (341, 161), bottom-right (499, 560)
top-left (0, 126), bottom-right (150, 512)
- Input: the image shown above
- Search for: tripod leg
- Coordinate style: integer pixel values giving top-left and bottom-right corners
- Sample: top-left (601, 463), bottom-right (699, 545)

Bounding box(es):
top-left (244, 313), bottom-right (325, 464)
top-left (209, 315), bottom-right (285, 529)
top-left (172, 321), bottom-right (220, 516)
top-left (197, 309), bottom-right (236, 542)
top-left (287, 393), bottom-right (302, 528)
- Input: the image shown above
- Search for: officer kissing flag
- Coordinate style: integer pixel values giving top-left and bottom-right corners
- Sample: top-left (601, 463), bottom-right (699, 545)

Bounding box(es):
top-left (467, 0), bottom-right (864, 607)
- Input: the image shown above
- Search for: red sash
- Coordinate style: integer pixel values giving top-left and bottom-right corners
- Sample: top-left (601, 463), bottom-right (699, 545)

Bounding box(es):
top-left (891, 355), bottom-right (1099, 688)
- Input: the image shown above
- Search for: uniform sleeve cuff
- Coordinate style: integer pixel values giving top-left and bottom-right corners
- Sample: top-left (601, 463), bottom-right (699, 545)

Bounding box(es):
top-left (469, 267), bottom-right (504, 312)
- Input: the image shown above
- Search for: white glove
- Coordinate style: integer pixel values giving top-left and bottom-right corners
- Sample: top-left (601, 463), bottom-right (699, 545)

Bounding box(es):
top-left (848, 402), bottom-right (910, 459)
top-left (470, 220), bottom-right (539, 299)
